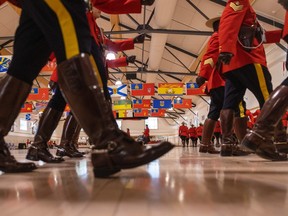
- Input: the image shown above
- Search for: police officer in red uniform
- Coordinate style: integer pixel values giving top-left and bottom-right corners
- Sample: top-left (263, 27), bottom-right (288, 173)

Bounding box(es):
top-left (48, 6), bottom-right (144, 159)
top-left (179, 122), bottom-right (189, 147)
top-left (196, 17), bottom-right (248, 155)
top-left (217, 0), bottom-right (284, 158)
top-left (0, 0), bottom-right (174, 176)
top-left (242, 0), bottom-right (288, 160)
top-left (25, 1), bottom-right (149, 162)
top-left (188, 124), bottom-right (197, 147)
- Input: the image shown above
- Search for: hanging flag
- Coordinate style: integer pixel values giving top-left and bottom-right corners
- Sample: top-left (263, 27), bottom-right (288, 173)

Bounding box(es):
top-left (108, 85), bottom-right (127, 97)
top-left (113, 100), bottom-right (132, 110)
top-left (132, 99), bottom-right (151, 109)
top-left (118, 109), bottom-right (133, 118)
top-left (40, 59), bottom-right (57, 73)
top-left (130, 83), bottom-right (155, 96)
top-left (173, 99), bottom-right (192, 109)
top-left (158, 83), bottom-right (184, 95)
top-left (113, 110), bottom-right (117, 118)
top-left (133, 109), bottom-right (149, 117)
top-left (150, 109), bottom-right (166, 117)
top-left (0, 56), bottom-right (12, 76)
top-left (34, 102), bottom-right (48, 112)
top-left (152, 99), bottom-right (172, 109)
top-left (186, 83), bottom-right (207, 95)
top-left (27, 88), bottom-right (50, 101)
top-left (21, 103), bottom-right (33, 113)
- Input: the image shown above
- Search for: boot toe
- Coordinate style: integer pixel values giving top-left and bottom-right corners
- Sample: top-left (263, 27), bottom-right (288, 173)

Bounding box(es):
top-left (92, 142), bottom-right (174, 178)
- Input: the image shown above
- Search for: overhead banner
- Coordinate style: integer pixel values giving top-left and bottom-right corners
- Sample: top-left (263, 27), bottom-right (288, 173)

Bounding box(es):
top-left (118, 109), bottom-right (133, 118)
top-left (173, 99), bottom-right (192, 109)
top-left (158, 83), bottom-right (184, 95)
top-left (132, 99), bottom-right (151, 109)
top-left (0, 55), bottom-right (12, 75)
top-left (113, 100), bottom-right (132, 110)
top-left (186, 83), bottom-right (207, 95)
top-left (133, 109), bottom-right (149, 117)
top-left (108, 84), bottom-right (127, 98)
top-left (130, 83), bottom-right (155, 96)
top-left (27, 88), bottom-right (50, 101)
top-left (150, 109), bottom-right (166, 117)
top-left (152, 99), bottom-right (172, 109)
top-left (21, 103), bottom-right (33, 113)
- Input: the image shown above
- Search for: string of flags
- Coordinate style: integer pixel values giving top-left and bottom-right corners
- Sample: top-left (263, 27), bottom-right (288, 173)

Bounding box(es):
top-left (109, 83), bottom-right (206, 98)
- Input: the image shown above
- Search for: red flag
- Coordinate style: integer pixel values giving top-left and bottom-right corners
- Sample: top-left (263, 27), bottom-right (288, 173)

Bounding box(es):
top-left (21, 103), bottom-right (33, 113)
top-left (173, 99), bottom-right (192, 109)
top-left (186, 83), bottom-right (207, 95)
top-left (133, 109), bottom-right (149, 117)
top-left (132, 99), bottom-right (151, 109)
top-left (130, 83), bottom-right (155, 96)
top-left (27, 88), bottom-right (49, 101)
top-left (150, 109), bottom-right (166, 117)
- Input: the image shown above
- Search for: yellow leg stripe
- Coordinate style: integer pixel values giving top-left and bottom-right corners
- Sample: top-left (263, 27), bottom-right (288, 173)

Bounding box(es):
top-left (89, 55), bottom-right (103, 88)
top-left (44, 0), bottom-right (79, 59)
top-left (255, 63), bottom-right (270, 101)
top-left (238, 101), bottom-right (245, 117)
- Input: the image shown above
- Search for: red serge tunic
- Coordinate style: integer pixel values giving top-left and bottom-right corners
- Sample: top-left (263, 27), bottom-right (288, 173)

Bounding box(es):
top-left (219, 0), bottom-right (267, 73)
top-left (199, 32), bottom-right (225, 92)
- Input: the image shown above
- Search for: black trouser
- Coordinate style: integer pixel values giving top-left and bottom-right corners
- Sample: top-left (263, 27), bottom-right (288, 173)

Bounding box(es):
top-left (8, 0), bottom-right (91, 85)
top-left (47, 39), bottom-right (109, 112)
top-left (281, 77), bottom-right (288, 86)
top-left (223, 63), bottom-right (273, 110)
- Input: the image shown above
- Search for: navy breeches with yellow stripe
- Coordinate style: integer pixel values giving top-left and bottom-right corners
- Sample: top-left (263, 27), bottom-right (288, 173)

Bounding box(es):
top-left (208, 86), bottom-right (246, 121)
top-left (7, 0), bottom-right (91, 85)
top-left (222, 63), bottom-right (273, 111)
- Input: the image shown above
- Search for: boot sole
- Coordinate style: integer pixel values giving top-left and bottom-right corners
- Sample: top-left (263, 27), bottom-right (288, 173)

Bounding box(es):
top-left (93, 143), bottom-right (174, 178)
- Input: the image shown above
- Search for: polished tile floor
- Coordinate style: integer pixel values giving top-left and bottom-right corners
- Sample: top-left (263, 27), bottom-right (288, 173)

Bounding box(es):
top-left (1, 146), bottom-right (288, 216)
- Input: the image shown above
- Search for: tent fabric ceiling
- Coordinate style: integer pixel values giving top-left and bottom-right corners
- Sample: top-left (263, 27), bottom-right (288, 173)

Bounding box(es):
top-left (0, 0), bottom-right (286, 117)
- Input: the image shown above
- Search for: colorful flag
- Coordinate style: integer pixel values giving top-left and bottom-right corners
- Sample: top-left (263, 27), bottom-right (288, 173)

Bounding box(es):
top-left (132, 99), bottom-right (151, 109)
top-left (0, 56), bottom-right (12, 73)
top-left (158, 83), bottom-right (184, 95)
top-left (27, 88), bottom-right (50, 101)
top-left (152, 99), bottom-right (172, 109)
top-left (113, 100), bottom-right (132, 110)
top-left (173, 99), bottom-right (192, 109)
top-left (40, 60), bottom-right (57, 73)
top-left (118, 109), bottom-right (133, 118)
top-left (130, 83), bottom-right (155, 96)
top-left (186, 83), bottom-right (207, 95)
top-left (150, 109), bottom-right (166, 117)
top-left (21, 103), bottom-right (33, 113)
top-left (34, 102), bottom-right (48, 111)
top-left (133, 109), bottom-right (149, 117)
top-left (108, 85), bottom-right (127, 98)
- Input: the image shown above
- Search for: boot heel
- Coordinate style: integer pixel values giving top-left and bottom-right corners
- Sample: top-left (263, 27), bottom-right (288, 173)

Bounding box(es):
top-left (220, 144), bottom-right (233, 156)
top-left (93, 167), bottom-right (121, 178)
top-left (56, 149), bottom-right (66, 157)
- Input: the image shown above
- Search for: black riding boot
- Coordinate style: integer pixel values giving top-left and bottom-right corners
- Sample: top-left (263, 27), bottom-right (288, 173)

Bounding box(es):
top-left (26, 107), bottom-right (64, 163)
top-left (0, 75), bottom-right (37, 172)
top-left (57, 54), bottom-right (174, 177)
top-left (242, 85), bottom-right (288, 161)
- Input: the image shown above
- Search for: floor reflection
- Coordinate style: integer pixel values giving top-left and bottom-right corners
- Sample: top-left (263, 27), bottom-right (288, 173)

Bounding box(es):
top-left (0, 148), bottom-right (287, 216)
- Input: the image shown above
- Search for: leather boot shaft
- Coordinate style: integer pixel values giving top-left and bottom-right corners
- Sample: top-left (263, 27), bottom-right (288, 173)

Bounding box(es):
top-left (274, 121), bottom-right (287, 143)
top-left (60, 113), bottom-right (79, 147)
top-left (234, 117), bottom-right (248, 142)
top-left (57, 54), bottom-right (118, 148)
top-left (199, 119), bottom-right (220, 154)
top-left (0, 75), bottom-right (31, 136)
top-left (220, 109), bottom-right (235, 144)
top-left (33, 107), bottom-right (63, 148)
top-left (254, 85), bottom-right (288, 141)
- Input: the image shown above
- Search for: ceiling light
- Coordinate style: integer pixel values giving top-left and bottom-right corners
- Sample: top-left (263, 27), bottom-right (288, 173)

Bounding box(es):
top-left (106, 51), bottom-right (116, 60)
top-left (115, 80), bottom-right (122, 85)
